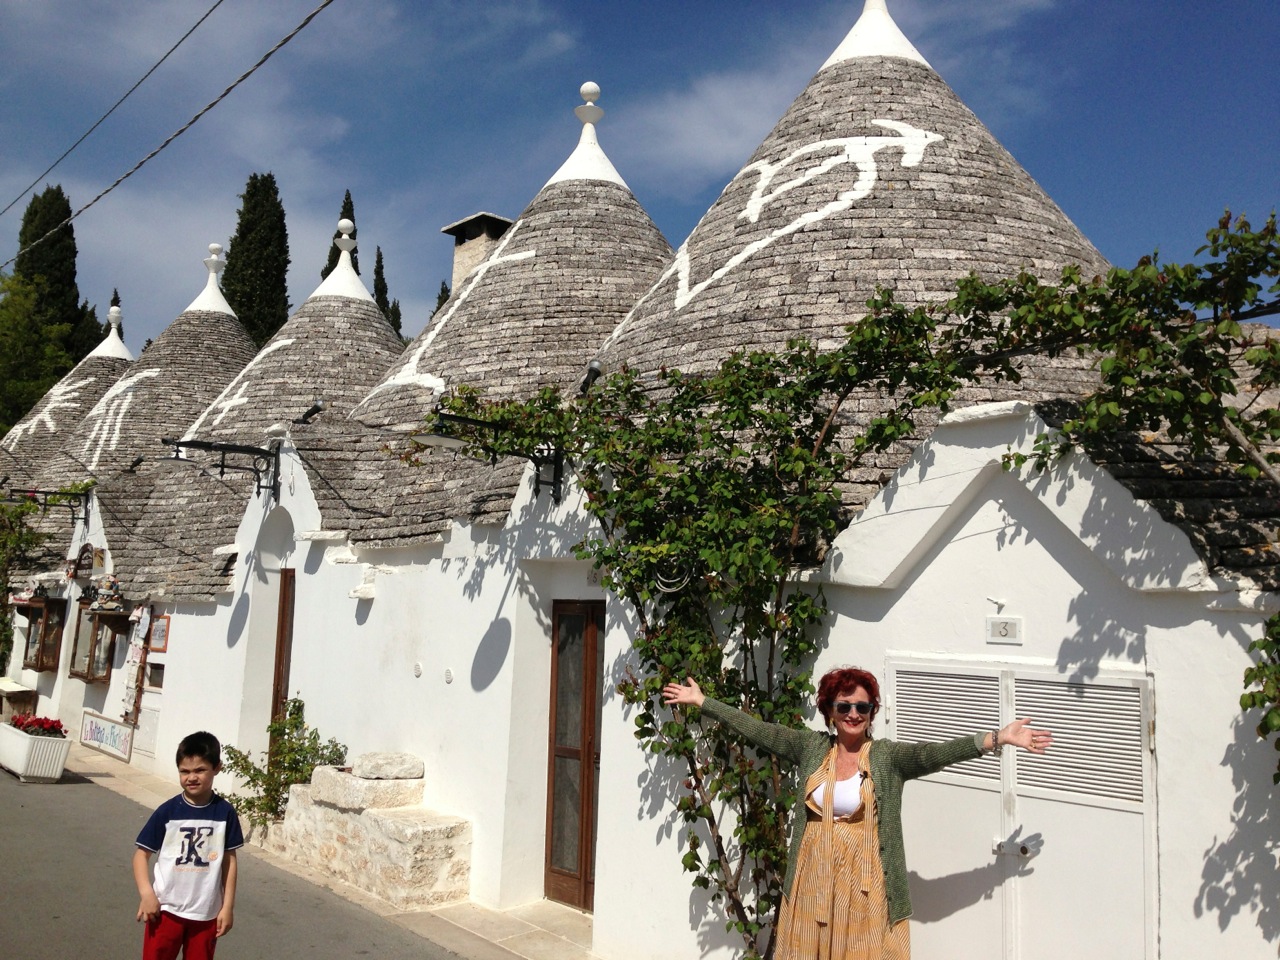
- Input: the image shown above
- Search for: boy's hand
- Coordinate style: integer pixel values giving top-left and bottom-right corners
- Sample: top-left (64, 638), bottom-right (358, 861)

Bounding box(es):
top-left (136, 891), bottom-right (161, 923)
top-left (216, 905), bottom-right (234, 937)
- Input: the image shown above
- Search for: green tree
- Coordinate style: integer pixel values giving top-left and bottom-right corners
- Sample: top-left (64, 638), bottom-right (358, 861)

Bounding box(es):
top-left (222, 172), bottom-right (291, 347)
top-left (12, 185), bottom-right (101, 365)
top-left (0, 498), bottom-right (43, 673)
top-left (430, 212), bottom-right (1280, 958)
top-left (372, 246), bottom-right (403, 338)
top-left (0, 273), bottom-right (72, 435)
top-left (320, 189), bottom-right (357, 279)
top-left (432, 280), bottom-right (450, 316)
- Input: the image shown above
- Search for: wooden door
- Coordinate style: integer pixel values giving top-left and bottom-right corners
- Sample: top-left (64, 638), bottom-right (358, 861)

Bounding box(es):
top-left (270, 568), bottom-right (296, 727)
top-left (545, 601), bottom-right (605, 910)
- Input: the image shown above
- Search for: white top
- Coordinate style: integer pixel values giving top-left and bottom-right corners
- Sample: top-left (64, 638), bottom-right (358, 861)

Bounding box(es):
top-left (184, 243), bottom-right (235, 315)
top-left (86, 305), bottom-right (134, 360)
top-left (309, 219), bottom-right (375, 303)
top-left (811, 773), bottom-right (864, 817)
top-left (821, 0), bottom-right (931, 70)
top-left (543, 82), bottom-right (628, 189)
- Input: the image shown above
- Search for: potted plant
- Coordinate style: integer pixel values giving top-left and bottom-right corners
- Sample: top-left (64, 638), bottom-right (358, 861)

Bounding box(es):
top-left (0, 714), bottom-right (72, 783)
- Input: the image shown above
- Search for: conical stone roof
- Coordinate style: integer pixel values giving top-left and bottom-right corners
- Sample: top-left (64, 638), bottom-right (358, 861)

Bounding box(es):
top-left (17, 245), bottom-right (258, 582)
top-left (354, 82), bottom-right (672, 431)
top-left (124, 224), bottom-right (404, 601)
top-left (33, 246), bottom-right (258, 489)
top-left (600, 0), bottom-right (1110, 384)
top-left (1, 307), bottom-right (132, 485)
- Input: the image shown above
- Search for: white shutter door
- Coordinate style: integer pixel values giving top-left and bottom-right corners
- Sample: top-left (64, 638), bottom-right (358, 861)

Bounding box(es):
top-left (1013, 677), bottom-right (1146, 804)
top-left (893, 669), bottom-right (1001, 782)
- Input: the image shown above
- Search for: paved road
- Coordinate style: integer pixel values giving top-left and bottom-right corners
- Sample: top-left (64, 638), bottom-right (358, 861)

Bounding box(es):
top-left (0, 767), bottom-right (464, 960)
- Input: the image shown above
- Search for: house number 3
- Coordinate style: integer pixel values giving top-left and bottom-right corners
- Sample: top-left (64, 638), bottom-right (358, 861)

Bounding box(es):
top-left (985, 616), bottom-right (1023, 645)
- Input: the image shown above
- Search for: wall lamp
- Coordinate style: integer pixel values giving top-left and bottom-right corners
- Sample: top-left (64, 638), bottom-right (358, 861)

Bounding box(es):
top-left (5, 487), bottom-right (91, 527)
top-left (160, 437), bottom-right (281, 500)
top-left (294, 398), bottom-right (327, 424)
top-left (579, 358), bottom-right (605, 395)
top-left (415, 411), bottom-right (564, 504)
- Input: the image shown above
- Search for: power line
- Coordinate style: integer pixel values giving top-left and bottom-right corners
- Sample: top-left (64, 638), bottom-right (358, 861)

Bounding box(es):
top-left (0, 0), bottom-right (230, 220)
top-left (1, 0), bottom-right (340, 273)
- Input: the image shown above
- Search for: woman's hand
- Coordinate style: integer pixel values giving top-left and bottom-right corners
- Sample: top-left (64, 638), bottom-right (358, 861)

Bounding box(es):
top-left (662, 677), bottom-right (705, 709)
top-left (996, 718), bottom-right (1052, 754)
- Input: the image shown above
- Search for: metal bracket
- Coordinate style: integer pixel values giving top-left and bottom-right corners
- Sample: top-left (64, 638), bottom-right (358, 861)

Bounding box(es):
top-left (5, 488), bottom-right (91, 527)
top-left (161, 438), bottom-right (281, 500)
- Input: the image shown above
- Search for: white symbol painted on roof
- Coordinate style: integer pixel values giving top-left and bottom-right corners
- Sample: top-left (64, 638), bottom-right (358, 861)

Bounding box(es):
top-left (79, 370), bottom-right (162, 471)
top-left (182, 338), bottom-right (297, 440)
top-left (602, 119), bottom-right (944, 350)
top-left (361, 221), bottom-right (536, 404)
top-left (1, 377), bottom-right (96, 450)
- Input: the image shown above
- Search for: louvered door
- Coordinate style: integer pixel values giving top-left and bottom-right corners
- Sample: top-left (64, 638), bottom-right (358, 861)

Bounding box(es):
top-left (887, 661), bottom-right (1154, 960)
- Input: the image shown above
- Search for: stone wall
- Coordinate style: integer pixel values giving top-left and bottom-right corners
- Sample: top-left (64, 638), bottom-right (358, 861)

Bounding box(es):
top-left (253, 753), bottom-right (471, 910)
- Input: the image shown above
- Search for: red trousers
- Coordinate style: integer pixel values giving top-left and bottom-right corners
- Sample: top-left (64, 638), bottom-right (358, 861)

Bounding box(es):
top-left (142, 911), bottom-right (218, 960)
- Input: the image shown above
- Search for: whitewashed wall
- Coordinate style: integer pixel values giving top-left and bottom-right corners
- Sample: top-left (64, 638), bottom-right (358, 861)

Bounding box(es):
top-left (33, 412), bottom-right (1275, 960)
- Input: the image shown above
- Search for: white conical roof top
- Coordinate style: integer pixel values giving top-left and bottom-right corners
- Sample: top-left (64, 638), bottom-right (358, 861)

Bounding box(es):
top-left (543, 82), bottom-right (628, 189)
top-left (822, 0), bottom-right (930, 70)
top-left (86, 305), bottom-right (134, 360)
top-left (183, 243), bottom-right (235, 315)
top-left (309, 219), bottom-right (375, 303)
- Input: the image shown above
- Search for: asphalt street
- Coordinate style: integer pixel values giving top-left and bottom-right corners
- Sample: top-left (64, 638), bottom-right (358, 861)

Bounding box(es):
top-left (0, 767), bottom-right (466, 960)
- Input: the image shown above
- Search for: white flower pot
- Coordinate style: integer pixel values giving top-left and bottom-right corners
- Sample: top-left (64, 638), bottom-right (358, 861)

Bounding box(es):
top-left (0, 722), bottom-right (72, 783)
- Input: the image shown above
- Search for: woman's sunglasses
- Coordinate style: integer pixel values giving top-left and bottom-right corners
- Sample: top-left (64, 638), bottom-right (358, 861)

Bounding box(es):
top-left (833, 701), bottom-right (874, 716)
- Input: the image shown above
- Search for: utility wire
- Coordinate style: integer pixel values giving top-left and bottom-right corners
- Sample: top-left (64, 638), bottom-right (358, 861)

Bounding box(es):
top-left (1, 0), bottom-right (339, 272)
top-left (0, 0), bottom-right (230, 221)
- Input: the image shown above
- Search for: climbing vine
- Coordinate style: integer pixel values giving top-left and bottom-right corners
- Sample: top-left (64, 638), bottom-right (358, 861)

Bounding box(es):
top-left (418, 212), bottom-right (1280, 958)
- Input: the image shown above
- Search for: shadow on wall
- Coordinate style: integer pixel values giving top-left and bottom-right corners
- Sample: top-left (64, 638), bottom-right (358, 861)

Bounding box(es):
top-left (471, 617), bottom-right (511, 691)
top-left (1194, 712), bottom-right (1280, 943)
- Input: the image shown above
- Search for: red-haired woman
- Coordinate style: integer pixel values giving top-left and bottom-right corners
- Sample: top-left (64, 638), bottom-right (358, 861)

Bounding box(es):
top-left (663, 668), bottom-right (1051, 959)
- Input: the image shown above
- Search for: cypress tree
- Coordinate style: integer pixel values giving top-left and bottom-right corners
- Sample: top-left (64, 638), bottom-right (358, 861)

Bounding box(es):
top-left (432, 280), bottom-right (450, 316)
top-left (372, 245), bottom-right (403, 336)
top-left (13, 184), bottom-right (100, 362)
top-left (320, 190), bottom-right (358, 279)
top-left (373, 246), bottom-right (389, 315)
top-left (222, 172), bottom-right (291, 347)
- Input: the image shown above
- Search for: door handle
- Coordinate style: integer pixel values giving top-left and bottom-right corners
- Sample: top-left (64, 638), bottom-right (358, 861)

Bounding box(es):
top-left (993, 839), bottom-right (1031, 858)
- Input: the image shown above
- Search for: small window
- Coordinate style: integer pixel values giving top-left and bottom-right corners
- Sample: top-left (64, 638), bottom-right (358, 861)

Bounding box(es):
top-left (146, 663), bottom-right (165, 690)
top-left (20, 600), bottom-right (65, 672)
top-left (69, 603), bottom-right (125, 684)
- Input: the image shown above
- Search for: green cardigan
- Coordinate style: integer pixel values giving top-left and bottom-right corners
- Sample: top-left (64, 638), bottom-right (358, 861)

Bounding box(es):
top-left (701, 697), bottom-right (984, 924)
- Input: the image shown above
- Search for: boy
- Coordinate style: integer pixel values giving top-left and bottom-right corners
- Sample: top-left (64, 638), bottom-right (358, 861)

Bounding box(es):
top-left (133, 731), bottom-right (243, 960)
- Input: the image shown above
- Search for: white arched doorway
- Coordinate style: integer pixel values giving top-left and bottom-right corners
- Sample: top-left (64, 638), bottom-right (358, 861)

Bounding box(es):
top-left (236, 506), bottom-right (296, 757)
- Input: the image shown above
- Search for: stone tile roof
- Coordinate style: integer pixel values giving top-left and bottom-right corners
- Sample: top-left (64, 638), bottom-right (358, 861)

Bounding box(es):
top-left (33, 309), bottom-right (259, 490)
top-left (123, 293), bottom-right (405, 601)
top-left (354, 180), bottom-right (672, 430)
top-left (338, 169), bottom-right (672, 546)
top-left (599, 53), bottom-right (1111, 389)
top-left (15, 306), bottom-right (259, 584)
top-left (594, 21), bottom-right (1113, 522)
top-left (1, 352), bottom-right (131, 486)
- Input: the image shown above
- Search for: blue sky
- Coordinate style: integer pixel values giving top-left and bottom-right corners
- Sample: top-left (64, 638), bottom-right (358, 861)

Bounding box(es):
top-left (0, 0), bottom-right (1276, 350)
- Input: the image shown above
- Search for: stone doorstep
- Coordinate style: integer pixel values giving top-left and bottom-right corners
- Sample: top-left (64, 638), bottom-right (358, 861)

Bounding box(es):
top-left (261, 785), bottom-right (472, 912)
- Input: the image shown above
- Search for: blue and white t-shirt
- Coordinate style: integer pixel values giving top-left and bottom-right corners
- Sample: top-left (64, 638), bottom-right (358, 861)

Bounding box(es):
top-left (135, 794), bottom-right (244, 921)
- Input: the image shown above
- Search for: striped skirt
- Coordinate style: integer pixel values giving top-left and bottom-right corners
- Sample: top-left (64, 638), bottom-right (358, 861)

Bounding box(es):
top-left (774, 778), bottom-right (910, 960)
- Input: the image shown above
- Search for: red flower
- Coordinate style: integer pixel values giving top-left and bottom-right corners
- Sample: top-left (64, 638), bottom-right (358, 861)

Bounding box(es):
top-left (9, 714), bottom-right (67, 738)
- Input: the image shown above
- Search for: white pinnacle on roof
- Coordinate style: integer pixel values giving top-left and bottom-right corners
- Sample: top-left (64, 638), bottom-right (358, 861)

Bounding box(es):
top-left (822, 0), bottom-right (930, 71)
top-left (309, 218), bottom-right (375, 303)
top-left (183, 243), bottom-right (236, 315)
top-left (543, 82), bottom-right (629, 189)
top-left (86, 305), bottom-right (134, 360)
